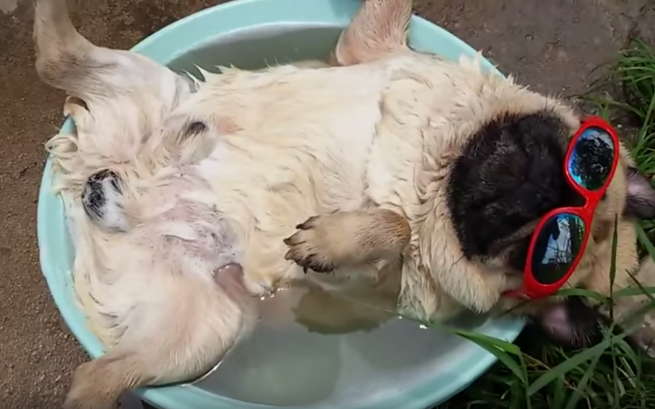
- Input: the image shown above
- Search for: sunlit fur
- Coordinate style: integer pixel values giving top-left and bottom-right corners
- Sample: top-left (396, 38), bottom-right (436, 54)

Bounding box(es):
top-left (36, 0), bottom-right (655, 407)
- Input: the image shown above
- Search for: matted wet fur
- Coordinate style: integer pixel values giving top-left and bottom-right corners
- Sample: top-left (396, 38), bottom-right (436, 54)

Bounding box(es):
top-left (35, 0), bottom-right (655, 407)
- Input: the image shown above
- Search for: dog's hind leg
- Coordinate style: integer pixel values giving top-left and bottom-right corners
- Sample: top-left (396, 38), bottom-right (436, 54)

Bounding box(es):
top-left (34, 0), bottom-right (191, 164)
top-left (64, 264), bottom-right (259, 409)
top-left (34, 0), bottom-right (189, 101)
top-left (331, 0), bottom-right (413, 66)
top-left (35, 0), bottom-right (195, 230)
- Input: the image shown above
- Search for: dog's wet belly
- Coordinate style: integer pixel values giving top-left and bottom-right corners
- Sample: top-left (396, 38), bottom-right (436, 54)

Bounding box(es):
top-left (150, 172), bottom-right (245, 274)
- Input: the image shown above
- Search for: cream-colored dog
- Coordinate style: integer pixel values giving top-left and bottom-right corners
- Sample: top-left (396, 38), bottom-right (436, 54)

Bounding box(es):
top-left (36, 0), bottom-right (655, 408)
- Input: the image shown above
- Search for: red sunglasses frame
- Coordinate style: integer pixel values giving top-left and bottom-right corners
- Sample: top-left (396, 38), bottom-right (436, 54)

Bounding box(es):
top-left (505, 115), bottom-right (620, 300)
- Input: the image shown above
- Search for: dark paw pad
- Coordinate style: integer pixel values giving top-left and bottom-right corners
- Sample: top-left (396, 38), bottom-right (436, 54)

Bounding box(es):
top-left (81, 169), bottom-right (127, 232)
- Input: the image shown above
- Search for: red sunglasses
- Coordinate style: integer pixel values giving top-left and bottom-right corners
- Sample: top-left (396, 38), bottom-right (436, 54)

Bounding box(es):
top-left (504, 116), bottom-right (620, 300)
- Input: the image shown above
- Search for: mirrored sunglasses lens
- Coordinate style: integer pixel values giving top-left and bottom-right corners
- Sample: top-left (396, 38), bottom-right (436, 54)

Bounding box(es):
top-left (531, 213), bottom-right (586, 285)
top-left (567, 127), bottom-right (615, 191)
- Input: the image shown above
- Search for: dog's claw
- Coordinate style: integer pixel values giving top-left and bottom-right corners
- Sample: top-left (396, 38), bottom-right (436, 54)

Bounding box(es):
top-left (284, 215), bottom-right (337, 274)
top-left (296, 216), bottom-right (319, 230)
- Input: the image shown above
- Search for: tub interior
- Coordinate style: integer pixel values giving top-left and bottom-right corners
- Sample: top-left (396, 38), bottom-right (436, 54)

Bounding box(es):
top-left (164, 23), bottom-right (494, 408)
top-left (168, 24), bottom-right (344, 76)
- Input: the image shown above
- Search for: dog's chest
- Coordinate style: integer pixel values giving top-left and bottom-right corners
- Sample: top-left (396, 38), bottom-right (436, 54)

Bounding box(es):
top-left (188, 65), bottom-right (389, 290)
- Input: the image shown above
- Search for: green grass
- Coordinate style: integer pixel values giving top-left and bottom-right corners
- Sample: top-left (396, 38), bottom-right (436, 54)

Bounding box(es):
top-left (583, 38), bottom-right (655, 183)
top-left (437, 38), bottom-right (655, 409)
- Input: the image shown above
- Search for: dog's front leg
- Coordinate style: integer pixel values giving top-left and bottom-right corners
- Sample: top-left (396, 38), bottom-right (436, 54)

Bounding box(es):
top-left (283, 209), bottom-right (410, 273)
top-left (598, 256), bottom-right (655, 357)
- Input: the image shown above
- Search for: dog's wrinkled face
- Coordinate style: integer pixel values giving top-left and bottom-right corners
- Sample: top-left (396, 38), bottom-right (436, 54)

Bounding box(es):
top-left (447, 110), bottom-right (583, 274)
top-left (439, 104), bottom-right (655, 349)
top-left (445, 109), bottom-right (652, 284)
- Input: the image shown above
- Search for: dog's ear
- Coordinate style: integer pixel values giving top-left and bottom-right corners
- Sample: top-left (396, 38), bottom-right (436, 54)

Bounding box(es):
top-left (624, 167), bottom-right (655, 219)
top-left (534, 297), bottom-right (604, 350)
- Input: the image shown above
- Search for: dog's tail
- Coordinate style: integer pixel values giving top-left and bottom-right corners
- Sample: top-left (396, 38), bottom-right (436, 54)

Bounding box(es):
top-left (331, 0), bottom-right (413, 66)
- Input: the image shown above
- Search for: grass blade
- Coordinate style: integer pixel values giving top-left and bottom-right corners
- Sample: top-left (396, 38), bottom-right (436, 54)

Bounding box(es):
top-left (564, 351), bottom-right (602, 409)
top-left (555, 288), bottom-right (608, 304)
top-left (434, 325), bottom-right (528, 383)
top-left (528, 342), bottom-right (605, 396)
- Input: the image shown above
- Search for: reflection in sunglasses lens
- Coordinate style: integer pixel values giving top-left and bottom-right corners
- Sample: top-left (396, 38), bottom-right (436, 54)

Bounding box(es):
top-left (531, 213), bottom-right (585, 285)
top-left (568, 127), bottom-right (615, 191)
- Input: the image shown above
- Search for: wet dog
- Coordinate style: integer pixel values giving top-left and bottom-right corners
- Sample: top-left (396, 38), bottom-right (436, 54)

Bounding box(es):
top-left (35, 0), bottom-right (655, 407)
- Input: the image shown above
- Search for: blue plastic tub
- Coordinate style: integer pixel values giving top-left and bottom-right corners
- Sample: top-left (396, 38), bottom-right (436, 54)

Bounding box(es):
top-left (37, 1), bottom-right (524, 408)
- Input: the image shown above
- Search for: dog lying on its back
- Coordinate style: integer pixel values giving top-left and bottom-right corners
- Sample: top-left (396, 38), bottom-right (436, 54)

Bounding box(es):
top-left (36, 0), bottom-right (655, 407)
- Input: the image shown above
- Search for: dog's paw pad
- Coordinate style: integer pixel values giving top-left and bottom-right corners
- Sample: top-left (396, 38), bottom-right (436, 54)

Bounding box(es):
top-left (82, 169), bottom-right (128, 232)
top-left (284, 216), bottom-right (336, 273)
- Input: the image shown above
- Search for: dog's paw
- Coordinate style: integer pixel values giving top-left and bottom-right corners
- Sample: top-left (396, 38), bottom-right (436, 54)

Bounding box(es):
top-left (283, 216), bottom-right (340, 273)
top-left (63, 362), bottom-right (120, 409)
top-left (627, 313), bottom-right (655, 359)
top-left (82, 169), bottom-right (129, 232)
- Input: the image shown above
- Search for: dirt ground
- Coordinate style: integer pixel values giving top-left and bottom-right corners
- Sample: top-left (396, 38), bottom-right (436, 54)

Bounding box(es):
top-left (0, 0), bottom-right (654, 407)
